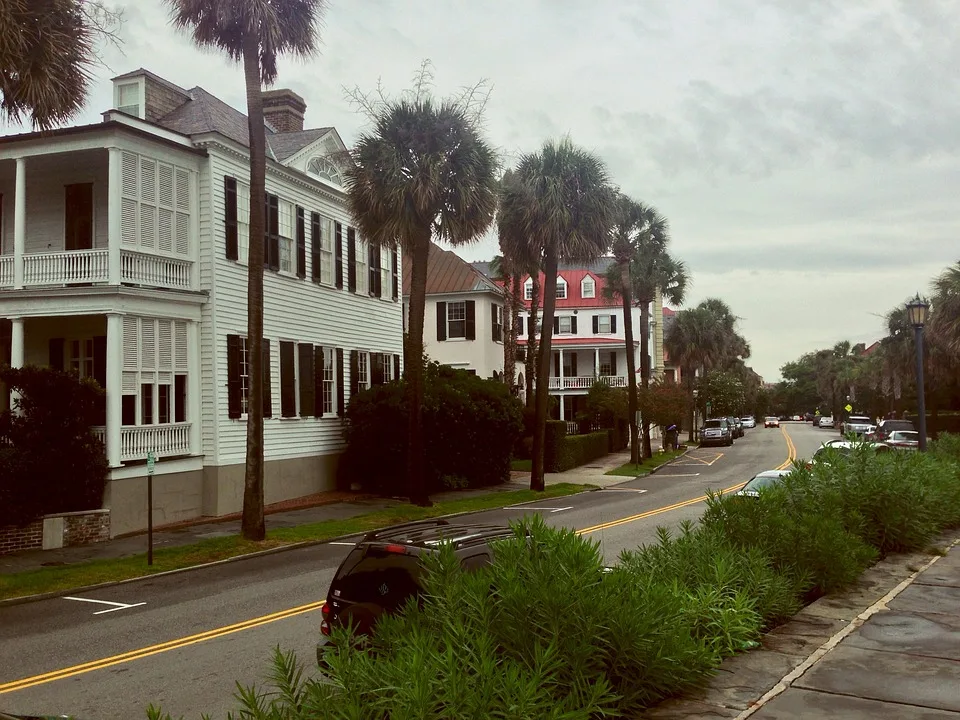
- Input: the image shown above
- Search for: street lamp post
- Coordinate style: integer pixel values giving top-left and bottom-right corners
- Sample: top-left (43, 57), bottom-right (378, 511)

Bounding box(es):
top-left (906, 295), bottom-right (930, 452)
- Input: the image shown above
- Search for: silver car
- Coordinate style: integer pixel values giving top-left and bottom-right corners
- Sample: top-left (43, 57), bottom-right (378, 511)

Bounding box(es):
top-left (735, 470), bottom-right (791, 497)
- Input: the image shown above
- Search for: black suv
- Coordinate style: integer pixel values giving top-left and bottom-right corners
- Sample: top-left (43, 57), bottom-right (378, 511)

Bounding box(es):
top-left (317, 519), bottom-right (516, 663)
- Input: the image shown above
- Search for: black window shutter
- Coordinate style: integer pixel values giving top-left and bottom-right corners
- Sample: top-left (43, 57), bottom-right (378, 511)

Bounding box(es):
top-left (280, 341), bottom-right (296, 417)
top-left (313, 346), bottom-right (324, 417)
top-left (298, 343), bottom-right (315, 417)
top-left (49, 338), bottom-right (65, 371)
top-left (571, 354), bottom-right (578, 377)
top-left (393, 354), bottom-right (401, 381)
top-left (554, 352), bottom-right (560, 378)
top-left (224, 176), bottom-right (238, 260)
top-left (262, 339), bottom-right (273, 417)
top-left (265, 194), bottom-right (280, 271)
top-left (311, 213), bottom-right (322, 282)
top-left (336, 348), bottom-right (345, 416)
top-left (491, 303), bottom-right (498, 342)
top-left (518, 316), bottom-right (524, 337)
top-left (592, 316), bottom-right (599, 334)
top-left (553, 316), bottom-right (560, 334)
top-left (465, 301), bottom-right (476, 340)
top-left (296, 207), bottom-right (306, 279)
top-left (371, 353), bottom-right (384, 386)
top-left (347, 227), bottom-right (357, 292)
top-left (436, 302), bottom-right (447, 341)
top-left (611, 315), bottom-right (617, 333)
top-left (571, 316), bottom-right (578, 334)
top-left (226, 334), bottom-right (241, 419)
top-left (92, 335), bottom-right (107, 388)
top-left (335, 223), bottom-right (344, 289)
top-left (392, 249), bottom-right (399, 300)
top-left (350, 349), bottom-right (360, 399)
top-left (368, 245), bottom-right (379, 297)
top-left (610, 352), bottom-right (617, 375)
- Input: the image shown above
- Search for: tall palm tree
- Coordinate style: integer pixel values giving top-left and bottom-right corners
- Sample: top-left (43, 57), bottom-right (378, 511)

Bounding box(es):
top-left (501, 137), bottom-right (616, 491)
top-left (168, 0), bottom-right (325, 540)
top-left (603, 194), bottom-right (647, 464)
top-left (0, 0), bottom-right (117, 130)
top-left (664, 305), bottom-right (718, 441)
top-left (930, 262), bottom-right (960, 355)
top-left (345, 93), bottom-right (498, 507)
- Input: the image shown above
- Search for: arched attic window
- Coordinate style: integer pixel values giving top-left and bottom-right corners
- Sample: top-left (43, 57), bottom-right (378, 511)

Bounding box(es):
top-left (307, 156), bottom-right (343, 185)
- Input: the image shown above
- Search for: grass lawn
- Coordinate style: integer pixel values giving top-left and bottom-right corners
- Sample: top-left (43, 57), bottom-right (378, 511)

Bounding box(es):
top-left (511, 459), bottom-right (532, 472)
top-left (605, 448), bottom-right (687, 477)
top-left (0, 483), bottom-right (593, 602)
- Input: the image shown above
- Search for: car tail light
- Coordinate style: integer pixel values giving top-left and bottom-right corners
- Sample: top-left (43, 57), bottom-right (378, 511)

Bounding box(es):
top-left (322, 602), bottom-right (330, 617)
top-left (320, 620), bottom-right (331, 636)
top-left (384, 544), bottom-right (407, 554)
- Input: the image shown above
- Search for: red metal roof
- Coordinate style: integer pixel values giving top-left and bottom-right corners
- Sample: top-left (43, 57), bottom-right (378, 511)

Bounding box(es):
top-left (514, 270), bottom-right (616, 309)
top-left (517, 337), bottom-right (630, 346)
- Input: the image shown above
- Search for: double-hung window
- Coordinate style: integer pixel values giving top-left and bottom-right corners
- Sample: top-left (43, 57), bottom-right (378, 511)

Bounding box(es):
top-left (357, 351), bottom-right (369, 388)
top-left (322, 347), bottom-right (335, 415)
top-left (355, 238), bottom-right (368, 295)
top-left (556, 279), bottom-right (567, 299)
top-left (447, 301), bottom-right (467, 339)
top-left (313, 214), bottom-right (334, 285)
top-left (278, 199), bottom-right (295, 273)
top-left (597, 315), bottom-right (612, 333)
top-left (524, 279), bottom-right (534, 300)
top-left (380, 249), bottom-right (393, 299)
top-left (238, 336), bottom-right (250, 414)
top-left (492, 304), bottom-right (503, 342)
top-left (558, 316), bottom-right (573, 334)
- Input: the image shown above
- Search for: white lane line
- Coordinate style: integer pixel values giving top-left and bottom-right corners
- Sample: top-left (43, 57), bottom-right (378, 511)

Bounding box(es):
top-left (652, 473), bottom-right (701, 478)
top-left (601, 488), bottom-right (648, 493)
top-left (328, 542), bottom-right (357, 546)
top-left (64, 596), bottom-right (147, 615)
top-left (503, 505), bottom-right (573, 513)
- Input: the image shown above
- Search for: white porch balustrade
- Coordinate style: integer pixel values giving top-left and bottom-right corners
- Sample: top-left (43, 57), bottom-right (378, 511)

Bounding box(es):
top-left (23, 249), bottom-right (109, 286)
top-left (548, 375), bottom-right (628, 390)
top-left (0, 256), bottom-right (11, 287)
top-left (90, 423), bottom-right (192, 462)
top-left (120, 250), bottom-right (192, 289)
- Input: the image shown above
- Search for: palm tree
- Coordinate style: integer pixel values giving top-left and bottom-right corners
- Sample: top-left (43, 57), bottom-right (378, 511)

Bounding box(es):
top-left (524, 271), bottom-right (542, 407)
top-left (603, 195), bottom-right (647, 464)
top-left (344, 90), bottom-right (498, 507)
top-left (664, 305), bottom-right (718, 441)
top-left (500, 137), bottom-right (616, 491)
top-left (1, 0), bottom-right (119, 130)
top-left (489, 253), bottom-right (521, 391)
top-left (168, 0), bottom-right (325, 540)
top-left (930, 262), bottom-right (960, 355)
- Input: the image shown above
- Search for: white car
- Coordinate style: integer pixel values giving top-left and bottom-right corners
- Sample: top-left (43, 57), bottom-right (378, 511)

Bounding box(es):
top-left (763, 416), bottom-right (780, 428)
top-left (817, 416), bottom-right (835, 428)
top-left (740, 416), bottom-right (756, 429)
top-left (808, 440), bottom-right (892, 467)
top-left (735, 470), bottom-right (791, 497)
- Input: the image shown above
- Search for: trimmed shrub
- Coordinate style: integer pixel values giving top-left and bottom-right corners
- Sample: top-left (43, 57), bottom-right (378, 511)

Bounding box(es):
top-left (341, 363), bottom-right (524, 494)
top-left (542, 419), bottom-right (567, 471)
top-left (549, 430), bottom-right (608, 472)
top-left (0, 366), bottom-right (108, 526)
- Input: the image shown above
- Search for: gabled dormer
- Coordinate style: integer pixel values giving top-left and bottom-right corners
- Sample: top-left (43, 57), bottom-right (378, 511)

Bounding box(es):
top-left (581, 274), bottom-right (596, 299)
top-left (112, 69), bottom-right (191, 122)
top-left (556, 275), bottom-right (568, 300)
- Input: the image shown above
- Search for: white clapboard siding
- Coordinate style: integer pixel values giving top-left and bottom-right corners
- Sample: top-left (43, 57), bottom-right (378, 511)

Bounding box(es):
top-left (201, 149), bottom-right (403, 465)
top-left (21, 156), bottom-right (109, 252)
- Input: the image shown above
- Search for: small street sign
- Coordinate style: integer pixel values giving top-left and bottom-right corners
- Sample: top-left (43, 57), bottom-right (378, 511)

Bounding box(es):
top-left (844, 404), bottom-right (853, 413)
top-left (146, 451), bottom-right (156, 475)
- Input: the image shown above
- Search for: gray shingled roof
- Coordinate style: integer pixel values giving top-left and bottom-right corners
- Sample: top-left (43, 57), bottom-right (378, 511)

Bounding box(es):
top-left (268, 128), bottom-right (333, 160)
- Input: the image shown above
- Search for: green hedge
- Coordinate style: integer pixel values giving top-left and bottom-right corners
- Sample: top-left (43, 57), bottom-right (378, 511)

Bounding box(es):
top-left (540, 421), bottom-right (609, 472)
top-left (340, 364), bottom-right (524, 494)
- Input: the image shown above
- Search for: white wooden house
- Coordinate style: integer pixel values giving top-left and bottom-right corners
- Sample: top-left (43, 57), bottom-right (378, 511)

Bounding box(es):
top-left (0, 69), bottom-right (403, 536)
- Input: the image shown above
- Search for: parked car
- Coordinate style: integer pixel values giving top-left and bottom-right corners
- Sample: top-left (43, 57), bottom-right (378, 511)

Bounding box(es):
top-left (808, 440), bottom-right (892, 467)
top-left (701, 418), bottom-right (734, 446)
top-left (740, 416), bottom-right (756, 429)
top-left (726, 416), bottom-right (744, 438)
top-left (735, 469), bottom-right (791, 497)
top-left (885, 430), bottom-right (922, 450)
top-left (841, 415), bottom-right (876, 437)
top-left (763, 416), bottom-right (780, 428)
top-left (870, 419), bottom-right (916, 442)
top-left (817, 416), bottom-right (835, 428)
top-left (804, 413), bottom-right (815, 422)
top-left (318, 519), bottom-right (516, 664)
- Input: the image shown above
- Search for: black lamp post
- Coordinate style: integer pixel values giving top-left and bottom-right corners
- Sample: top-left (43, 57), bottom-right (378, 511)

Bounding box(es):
top-left (906, 295), bottom-right (929, 452)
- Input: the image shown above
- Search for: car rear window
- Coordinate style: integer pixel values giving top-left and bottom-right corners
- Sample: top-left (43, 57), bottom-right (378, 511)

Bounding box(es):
top-left (703, 419), bottom-right (724, 428)
top-left (332, 547), bottom-right (423, 610)
top-left (743, 474), bottom-right (782, 491)
top-left (848, 417), bottom-right (872, 424)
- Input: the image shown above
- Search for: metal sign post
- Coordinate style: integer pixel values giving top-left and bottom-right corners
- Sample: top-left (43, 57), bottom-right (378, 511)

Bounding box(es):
top-left (146, 451), bottom-right (155, 566)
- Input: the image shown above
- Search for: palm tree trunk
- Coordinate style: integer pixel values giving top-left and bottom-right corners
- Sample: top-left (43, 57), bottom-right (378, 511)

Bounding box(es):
top-left (531, 251), bottom-right (558, 492)
top-left (620, 262), bottom-right (639, 464)
top-left (241, 38), bottom-right (266, 542)
top-left (405, 233), bottom-right (431, 507)
top-left (639, 299), bottom-right (653, 459)
top-left (503, 274), bottom-right (515, 389)
top-left (525, 272), bottom-right (540, 408)
top-left (686, 368), bottom-right (695, 443)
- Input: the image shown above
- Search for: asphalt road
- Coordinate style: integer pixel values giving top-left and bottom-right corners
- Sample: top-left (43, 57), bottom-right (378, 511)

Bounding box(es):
top-left (0, 421), bottom-right (828, 719)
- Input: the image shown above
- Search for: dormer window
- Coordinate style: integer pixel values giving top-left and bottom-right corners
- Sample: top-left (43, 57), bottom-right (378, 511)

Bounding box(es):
top-left (581, 275), bottom-right (595, 299)
top-left (556, 276), bottom-right (567, 300)
top-left (115, 80), bottom-right (143, 118)
top-left (524, 278), bottom-right (534, 301)
top-left (307, 156), bottom-right (343, 186)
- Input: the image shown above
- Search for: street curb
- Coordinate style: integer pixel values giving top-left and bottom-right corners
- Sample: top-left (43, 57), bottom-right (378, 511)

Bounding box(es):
top-left (0, 486), bottom-right (598, 608)
top-left (647, 446), bottom-right (693, 475)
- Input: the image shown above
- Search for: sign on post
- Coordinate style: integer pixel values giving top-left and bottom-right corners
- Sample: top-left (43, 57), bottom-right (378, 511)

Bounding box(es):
top-left (705, 401), bottom-right (712, 417)
top-left (844, 404), bottom-right (853, 413)
top-left (147, 451), bottom-right (155, 566)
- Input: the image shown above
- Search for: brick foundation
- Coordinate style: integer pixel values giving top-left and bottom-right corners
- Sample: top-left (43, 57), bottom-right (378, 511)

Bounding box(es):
top-left (0, 509), bottom-right (110, 555)
top-left (0, 519), bottom-right (43, 555)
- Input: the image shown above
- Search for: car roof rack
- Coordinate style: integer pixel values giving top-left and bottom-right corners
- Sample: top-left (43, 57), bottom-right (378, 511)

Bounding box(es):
top-left (361, 518), bottom-right (450, 542)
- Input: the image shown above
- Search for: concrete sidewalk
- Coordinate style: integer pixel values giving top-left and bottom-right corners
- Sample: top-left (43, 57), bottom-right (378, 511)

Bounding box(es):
top-left (644, 531), bottom-right (960, 719)
top-left (0, 448), bottom-right (641, 576)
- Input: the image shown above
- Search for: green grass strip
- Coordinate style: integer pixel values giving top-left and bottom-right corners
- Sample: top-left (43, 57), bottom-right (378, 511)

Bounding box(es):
top-left (0, 483), bottom-right (593, 602)
top-left (605, 449), bottom-right (686, 477)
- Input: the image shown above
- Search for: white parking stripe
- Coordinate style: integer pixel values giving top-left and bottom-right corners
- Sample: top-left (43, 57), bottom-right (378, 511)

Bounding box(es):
top-left (64, 596), bottom-right (147, 615)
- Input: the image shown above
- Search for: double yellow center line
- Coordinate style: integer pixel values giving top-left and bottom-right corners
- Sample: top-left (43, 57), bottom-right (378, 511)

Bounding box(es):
top-left (3, 426), bottom-right (796, 695)
top-left (0, 600), bottom-right (325, 695)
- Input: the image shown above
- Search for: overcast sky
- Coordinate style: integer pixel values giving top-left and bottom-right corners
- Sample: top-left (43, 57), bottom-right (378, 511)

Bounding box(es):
top-left (7, 0), bottom-right (959, 381)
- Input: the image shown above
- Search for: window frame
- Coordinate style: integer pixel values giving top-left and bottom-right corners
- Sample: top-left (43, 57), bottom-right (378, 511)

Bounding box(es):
top-left (524, 279), bottom-right (534, 301)
top-left (558, 316), bottom-right (573, 334)
top-left (597, 315), bottom-right (612, 333)
top-left (115, 79), bottom-right (144, 118)
top-left (322, 347), bottom-right (336, 415)
top-left (447, 301), bottom-right (467, 339)
top-left (556, 278), bottom-right (567, 300)
top-left (355, 237), bottom-right (368, 295)
top-left (581, 276), bottom-right (596, 299)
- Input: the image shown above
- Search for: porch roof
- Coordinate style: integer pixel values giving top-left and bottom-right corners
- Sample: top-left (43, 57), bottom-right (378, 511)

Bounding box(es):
top-left (517, 337), bottom-right (633, 347)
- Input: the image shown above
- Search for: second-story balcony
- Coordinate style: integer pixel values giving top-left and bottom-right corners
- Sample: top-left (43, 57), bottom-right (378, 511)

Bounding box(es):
top-left (0, 146), bottom-right (199, 292)
top-left (548, 375), bottom-right (628, 390)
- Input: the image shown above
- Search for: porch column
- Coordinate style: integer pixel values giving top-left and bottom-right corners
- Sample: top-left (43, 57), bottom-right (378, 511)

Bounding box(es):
top-left (187, 320), bottom-right (201, 455)
top-left (594, 348), bottom-right (600, 376)
top-left (105, 313), bottom-right (123, 468)
top-left (107, 147), bottom-right (122, 285)
top-left (558, 348), bottom-right (564, 389)
top-left (9, 317), bottom-right (24, 410)
top-left (13, 158), bottom-right (26, 289)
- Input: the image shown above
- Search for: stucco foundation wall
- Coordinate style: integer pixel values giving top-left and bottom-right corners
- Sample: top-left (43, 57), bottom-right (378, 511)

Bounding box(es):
top-left (104, 468), bottom-right (205, 537)
top-left (202, 453), bottom-right (339, 517)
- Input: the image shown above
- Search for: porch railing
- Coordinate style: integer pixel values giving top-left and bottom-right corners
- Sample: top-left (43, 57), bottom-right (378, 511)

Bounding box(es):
top-left (23, 248), bottom-right (109, 286)
top-left (121, 250), bottom-right (192, 290)
top-left (90, 423), bottom-right (192, 462)
top-left (548, 375), bottom-right (628, 390)
top-left (0, 255), bottom-right (11, 287)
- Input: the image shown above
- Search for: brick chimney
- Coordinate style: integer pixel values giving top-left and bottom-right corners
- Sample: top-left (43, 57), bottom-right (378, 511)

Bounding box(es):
top-left (261, 89), bottom-right (306, 133)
